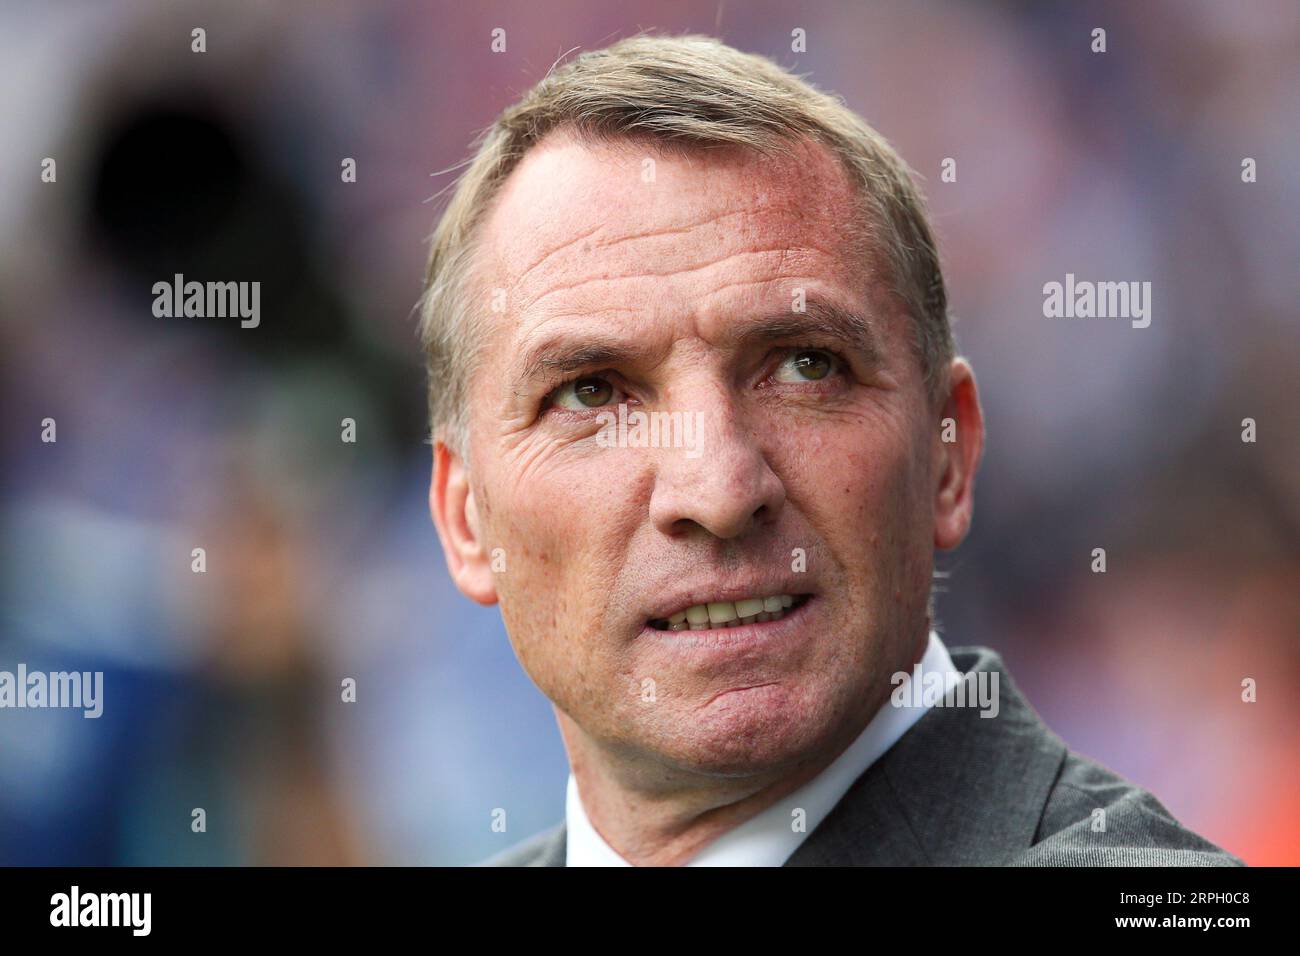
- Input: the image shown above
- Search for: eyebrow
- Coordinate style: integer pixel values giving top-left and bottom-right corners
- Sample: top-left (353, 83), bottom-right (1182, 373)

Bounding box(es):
top-left (510, 301), bottom-right (882, 391)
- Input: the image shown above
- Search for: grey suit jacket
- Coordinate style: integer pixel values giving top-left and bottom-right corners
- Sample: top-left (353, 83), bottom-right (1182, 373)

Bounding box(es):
top-left (481, 645), bottom-right (1244, 866)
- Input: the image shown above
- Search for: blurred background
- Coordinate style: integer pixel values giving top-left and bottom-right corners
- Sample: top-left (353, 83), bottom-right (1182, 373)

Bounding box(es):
top-left (0, 0), bottom-right (1296, 866)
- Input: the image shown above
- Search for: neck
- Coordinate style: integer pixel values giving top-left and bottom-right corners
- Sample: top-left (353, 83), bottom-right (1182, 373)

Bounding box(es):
top-left (558, 628), bottom-right (933, 865)
top-left (559, 716), bottom-right (853, 865)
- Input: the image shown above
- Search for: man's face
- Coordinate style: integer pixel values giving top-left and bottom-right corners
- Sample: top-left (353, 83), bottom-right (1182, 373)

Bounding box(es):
top-left (437, 133), bottom-right (967, 781)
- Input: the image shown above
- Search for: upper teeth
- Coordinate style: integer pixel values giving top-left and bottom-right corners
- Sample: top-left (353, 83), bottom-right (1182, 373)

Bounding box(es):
top-left (658, 594), bottom-right (796, 630)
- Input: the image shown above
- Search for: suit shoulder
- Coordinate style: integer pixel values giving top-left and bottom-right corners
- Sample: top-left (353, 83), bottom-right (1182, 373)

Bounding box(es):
top-left (475, 822), bottom-right (566, 867)
top-left (1012, 748), bottom-right (1245, 866)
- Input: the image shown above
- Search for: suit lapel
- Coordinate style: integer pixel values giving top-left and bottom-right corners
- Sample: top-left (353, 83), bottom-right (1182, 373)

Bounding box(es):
top-left (782, 759), bottom-right (932, 865)
top-left (784, 647), bottom-right (1066, 866)
top-left (535, 823), bottom-right (567, 866)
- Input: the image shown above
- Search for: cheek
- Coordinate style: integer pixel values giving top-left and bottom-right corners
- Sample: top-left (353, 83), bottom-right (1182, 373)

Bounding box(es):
top-left (783, 409), bottom-right (932, 583)
top-left (482, 449), bottom-right (644, 661)
top-left (491, 453), bottom-right (638, 579)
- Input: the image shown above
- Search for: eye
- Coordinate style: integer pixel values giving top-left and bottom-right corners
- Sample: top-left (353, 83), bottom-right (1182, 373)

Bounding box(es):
top-left (772, 348), bottom-right (841, 383)
top-left (547, 375), bottom-right (623, 411)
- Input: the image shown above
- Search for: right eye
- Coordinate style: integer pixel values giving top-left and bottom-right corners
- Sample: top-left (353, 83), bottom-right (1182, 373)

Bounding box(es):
top-left (546, 375), bottom-right (622, 411)
top-left (771, 348), bottom-right (842, 383)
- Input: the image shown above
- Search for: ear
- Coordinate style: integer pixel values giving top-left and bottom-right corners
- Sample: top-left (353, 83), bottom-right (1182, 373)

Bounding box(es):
top-left (932, 358), bottom-right (985, 551)
top-left (429, 439), bottom-right (499, 606)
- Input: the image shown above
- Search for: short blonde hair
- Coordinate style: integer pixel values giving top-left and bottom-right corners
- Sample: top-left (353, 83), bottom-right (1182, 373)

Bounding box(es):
top-left (418, 33), bottom-right (953, 457)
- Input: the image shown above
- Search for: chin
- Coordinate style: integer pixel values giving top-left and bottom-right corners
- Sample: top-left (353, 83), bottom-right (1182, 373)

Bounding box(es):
top-left (656, 683), bottom-right (842, 777)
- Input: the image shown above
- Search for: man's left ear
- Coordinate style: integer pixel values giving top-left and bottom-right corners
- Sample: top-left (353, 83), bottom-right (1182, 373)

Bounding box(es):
top-left (932, 358), bottom-right (985, 551)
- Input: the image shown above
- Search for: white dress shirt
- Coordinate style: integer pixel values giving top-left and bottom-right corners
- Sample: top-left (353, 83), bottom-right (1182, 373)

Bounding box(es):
top-left (566, 629), bottom-right (960, 866)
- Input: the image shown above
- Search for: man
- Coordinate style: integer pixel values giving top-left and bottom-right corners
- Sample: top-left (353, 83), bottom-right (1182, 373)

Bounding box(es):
top-left (419, 34), bottom-right (1241, 866)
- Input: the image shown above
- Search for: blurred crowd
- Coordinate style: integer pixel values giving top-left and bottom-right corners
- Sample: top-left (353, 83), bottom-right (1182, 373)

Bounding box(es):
top-left (0, 0), bottom-right (1295, 865)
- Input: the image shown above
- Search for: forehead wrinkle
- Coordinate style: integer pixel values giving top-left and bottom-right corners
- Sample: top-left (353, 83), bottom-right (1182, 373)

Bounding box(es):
top-left (496, 149), bottom-right (857, 296)
top-left (584, 205), bottom-right (772, 250)
top-left (507, 214), bottom-right (834, 312)
top-left (511, 205), bottom-right (780, 296)
top-left (510, 221), bottom-right (607, 296)
top-left (697, 272), bottom-right (838, 302)
top-left (517, 245), bottom-right (833, 316)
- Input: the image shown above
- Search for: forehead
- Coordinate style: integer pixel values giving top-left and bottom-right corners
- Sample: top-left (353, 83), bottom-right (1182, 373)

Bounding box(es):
top-left (476, 132), bottom-right (868, 313)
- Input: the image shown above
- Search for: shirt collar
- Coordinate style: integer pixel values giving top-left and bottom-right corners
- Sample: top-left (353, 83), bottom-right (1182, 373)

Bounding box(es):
top-left (565, 629), bottom-right (959, 865)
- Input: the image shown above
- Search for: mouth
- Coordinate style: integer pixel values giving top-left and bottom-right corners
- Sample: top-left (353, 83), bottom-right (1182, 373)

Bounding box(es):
top-left (646, 593), bottom-right (813, 632)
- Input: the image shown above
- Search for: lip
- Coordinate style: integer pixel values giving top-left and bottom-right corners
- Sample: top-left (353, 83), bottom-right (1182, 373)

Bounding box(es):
top-left (643, 582), bottom-right (816, 625)
top-left (637, 593), bottom-right (818, 651)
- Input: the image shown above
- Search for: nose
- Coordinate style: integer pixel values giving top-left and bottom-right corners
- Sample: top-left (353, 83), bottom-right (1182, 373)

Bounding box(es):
top-left (648, 394), bottom-right (786, 540)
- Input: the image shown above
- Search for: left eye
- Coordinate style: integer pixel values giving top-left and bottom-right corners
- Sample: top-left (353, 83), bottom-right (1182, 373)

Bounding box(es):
top-left (773, 349), bottom-right (839, 382)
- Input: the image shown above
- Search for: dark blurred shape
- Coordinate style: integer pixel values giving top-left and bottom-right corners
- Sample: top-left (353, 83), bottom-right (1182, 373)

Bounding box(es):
top-left (90, 103), bottom-right (248, 274)
top-left (85, 97), bottom-right (352, 361)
